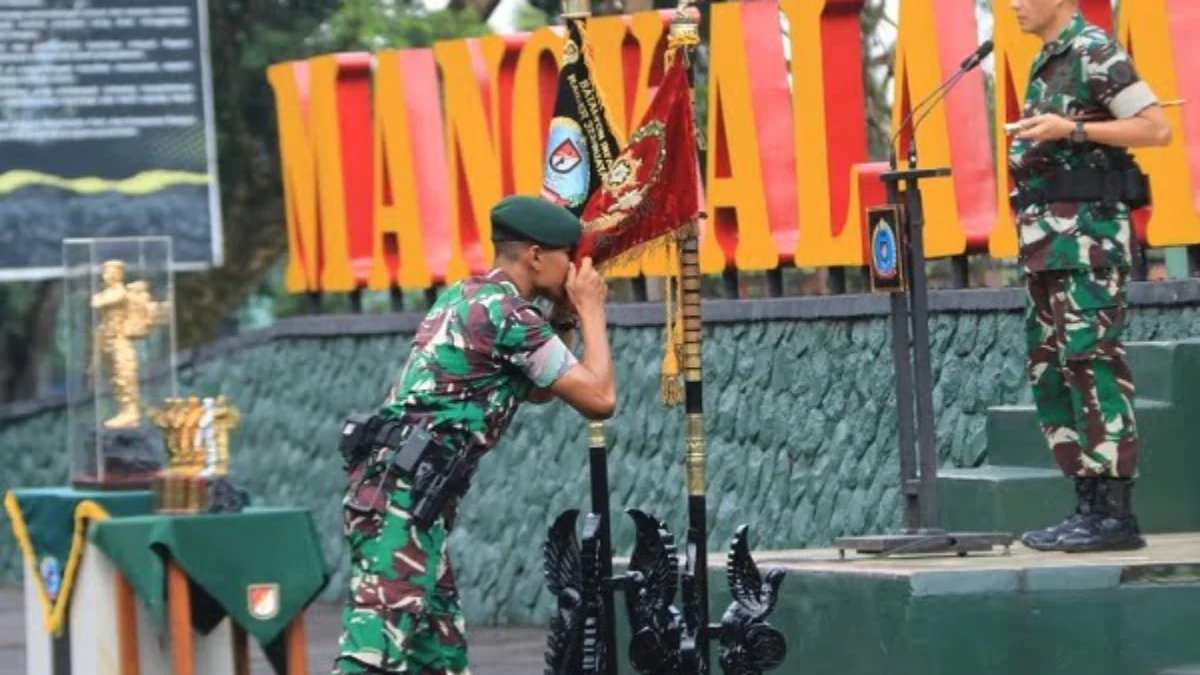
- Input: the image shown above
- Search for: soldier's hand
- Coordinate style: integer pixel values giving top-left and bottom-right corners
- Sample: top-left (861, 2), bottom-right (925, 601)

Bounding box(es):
top-left (566, 257), bottom-right (607, 316)
top-left (1015, 114), bottom-right (1074, 142)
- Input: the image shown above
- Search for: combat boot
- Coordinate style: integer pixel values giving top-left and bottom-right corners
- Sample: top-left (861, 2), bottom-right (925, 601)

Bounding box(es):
top-left (1020, 477), bottom-right (1101, 551)
top-left (1058, 478), bottom-right (1146, 553)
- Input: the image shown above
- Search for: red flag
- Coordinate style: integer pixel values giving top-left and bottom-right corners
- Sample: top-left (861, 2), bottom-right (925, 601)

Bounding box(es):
top-left (574, 52), bottom-right (700, 269)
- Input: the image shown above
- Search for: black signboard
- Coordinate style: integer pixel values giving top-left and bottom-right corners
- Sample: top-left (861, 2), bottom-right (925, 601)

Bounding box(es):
top-left (0, 0), bottom-right (221, 280)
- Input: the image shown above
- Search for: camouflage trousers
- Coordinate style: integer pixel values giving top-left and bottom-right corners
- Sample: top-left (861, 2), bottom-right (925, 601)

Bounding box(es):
top-left (1024, 266), bottom-right (1139, 478)
top-left (332, 452), bottom-right (470, 674)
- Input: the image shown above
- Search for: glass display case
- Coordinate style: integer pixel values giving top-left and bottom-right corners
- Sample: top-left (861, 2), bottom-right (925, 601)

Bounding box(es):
top-left (63, 237), bottom-right (176, 490)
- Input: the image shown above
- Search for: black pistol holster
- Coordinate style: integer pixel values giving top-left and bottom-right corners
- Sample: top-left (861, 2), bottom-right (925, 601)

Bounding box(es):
top-left (1010, 150), bottom-right (1151, 212)
top-left (340, 412), bottom-right (473, 530)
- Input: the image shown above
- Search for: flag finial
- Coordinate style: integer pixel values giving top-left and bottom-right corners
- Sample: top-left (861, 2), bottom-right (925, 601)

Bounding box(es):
top-left (562, 0), bottom-right (590, 19)
top-left (669, 0), bottom-right (700, 48)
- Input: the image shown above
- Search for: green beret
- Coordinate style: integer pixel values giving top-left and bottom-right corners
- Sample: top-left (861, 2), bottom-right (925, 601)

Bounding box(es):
top-left (490, 195), bottom-right (582, 250)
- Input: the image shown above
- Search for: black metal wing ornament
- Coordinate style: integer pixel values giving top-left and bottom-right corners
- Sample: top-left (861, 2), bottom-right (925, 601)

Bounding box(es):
top-left (624, 508), bottom-right (688, 675)
top-left (544, 509), bottom-right (585, 675)
top-left (718, 525), bottom-right (788, 675)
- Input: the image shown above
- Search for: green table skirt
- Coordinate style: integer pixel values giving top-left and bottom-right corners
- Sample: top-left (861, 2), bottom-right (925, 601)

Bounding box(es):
top-left (3, 487), bottom-right (154, 635)
top-left (90, 506), bottom-right (330, 674)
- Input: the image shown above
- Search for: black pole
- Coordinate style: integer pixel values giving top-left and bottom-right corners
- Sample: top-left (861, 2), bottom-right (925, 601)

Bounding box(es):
top-left (669, 5), bottom-right (711, 669)
top-left (883, 159), bottom-right (920, 533)
top-left (588, 421), bottom-right (619, 675)
top-left (903, 142), bottom-right (941, 529)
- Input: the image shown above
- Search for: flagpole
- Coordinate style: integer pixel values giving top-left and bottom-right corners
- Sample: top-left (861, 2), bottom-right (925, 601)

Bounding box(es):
top-left (665, 2), bottom-right (711, 669)
top-left (555, 3), bottom-right (620, 671)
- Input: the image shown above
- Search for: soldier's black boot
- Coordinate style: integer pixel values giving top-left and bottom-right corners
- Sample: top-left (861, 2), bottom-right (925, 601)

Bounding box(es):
top-left (1058, 478), bottom-right (1146, 553)
top-left (1020, 477), bottom-right (1101, 551)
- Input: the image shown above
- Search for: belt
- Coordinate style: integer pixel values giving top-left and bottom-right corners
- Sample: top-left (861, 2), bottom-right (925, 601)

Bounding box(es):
top-left (1010, 167), bottom-right (1149, 211)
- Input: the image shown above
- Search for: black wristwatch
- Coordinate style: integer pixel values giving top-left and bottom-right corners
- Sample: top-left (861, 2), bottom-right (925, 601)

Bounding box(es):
top-left (1070, 119), bottom-right (1087, 143)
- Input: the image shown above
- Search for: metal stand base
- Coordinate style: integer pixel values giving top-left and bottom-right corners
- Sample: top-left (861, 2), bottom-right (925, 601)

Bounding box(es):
top-left (833, 530), bottom-right (1014, 559)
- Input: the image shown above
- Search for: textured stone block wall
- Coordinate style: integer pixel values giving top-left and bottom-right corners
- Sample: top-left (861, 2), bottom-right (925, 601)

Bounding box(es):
top-left (4, 285), bottom-right (1200, 627)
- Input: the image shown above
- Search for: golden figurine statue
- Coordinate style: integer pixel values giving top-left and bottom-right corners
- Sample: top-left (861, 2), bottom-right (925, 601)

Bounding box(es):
top-left (91, 260), bottom-right (169, 429)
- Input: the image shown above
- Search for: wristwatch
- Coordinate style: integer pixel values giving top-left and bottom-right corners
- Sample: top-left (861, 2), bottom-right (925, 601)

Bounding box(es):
top-left (551, 316), bottom-right (578, 332)
top-left (1070, 119), bottom-right (1087, 143)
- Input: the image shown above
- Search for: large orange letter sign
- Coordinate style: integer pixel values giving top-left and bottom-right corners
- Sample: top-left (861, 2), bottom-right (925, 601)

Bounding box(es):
top-left (435, 37), bottom-right (507, 281)
top-left (1119, 0), bottom-right (1200, 246)
top-left (705, 2), bottom-right (778, 271)
top-left (267, 57), bottom-right (355, 293)
top-left (892, 0), bottom-right (994, 259)
top-left (507, 28), bottom-right (562, 198)
top-left (780, 0), bottom-right (868, 268)
top-left (370, 49), bottom-right (456, 290)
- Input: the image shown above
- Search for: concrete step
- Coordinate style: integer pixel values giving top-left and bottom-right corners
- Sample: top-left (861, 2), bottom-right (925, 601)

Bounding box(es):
top-left (986, 399), bottom-right (1174, 469)
top-left (1126, 340), bottom-right (1183, 403)
top-left (941, 431), bottom-right (1200, 536)
top-left (938, 466), bottom-right (1070, 536)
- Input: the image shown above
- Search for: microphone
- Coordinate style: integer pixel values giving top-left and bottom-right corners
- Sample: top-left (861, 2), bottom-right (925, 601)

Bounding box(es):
top-left (961, 39), bottom-right (994, 71)
top-left (889, 40), bottom-right (994, 166)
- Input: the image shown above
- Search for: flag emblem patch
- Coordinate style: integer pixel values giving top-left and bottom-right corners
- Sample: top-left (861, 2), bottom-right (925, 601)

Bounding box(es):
top-left (247, 583), bottom-right (280, 621)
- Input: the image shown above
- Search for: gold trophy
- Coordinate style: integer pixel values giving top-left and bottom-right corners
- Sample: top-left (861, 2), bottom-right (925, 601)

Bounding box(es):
top-left (149, 395), bottom-right (242, 513)
top-left (209, 396), bottom-right (241, 477)
top-left (74, 258), bottom-right (172, 490)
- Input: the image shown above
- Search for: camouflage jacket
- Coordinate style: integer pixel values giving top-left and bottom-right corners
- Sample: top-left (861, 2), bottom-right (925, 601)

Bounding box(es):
top-left (379, 268), bottom-right (578, 464)
top-left (1008, 11), bottom-right (1158, 273)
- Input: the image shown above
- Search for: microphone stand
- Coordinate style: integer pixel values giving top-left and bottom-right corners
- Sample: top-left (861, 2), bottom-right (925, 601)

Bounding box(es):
top-left (833, 51), bottom-right (1014, 559)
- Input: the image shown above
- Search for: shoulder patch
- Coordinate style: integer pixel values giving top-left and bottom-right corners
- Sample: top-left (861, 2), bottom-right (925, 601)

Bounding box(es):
top-left (1107, 60), bottom-right (1136, 88)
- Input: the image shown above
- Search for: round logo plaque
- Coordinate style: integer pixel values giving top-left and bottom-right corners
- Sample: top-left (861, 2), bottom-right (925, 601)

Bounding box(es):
top-left (872, 218), bottom-right (899, 280)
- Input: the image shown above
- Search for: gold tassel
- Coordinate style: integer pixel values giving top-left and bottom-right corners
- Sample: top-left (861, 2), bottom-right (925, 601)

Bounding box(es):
top-left (660, 233), bottom-right (684, 406)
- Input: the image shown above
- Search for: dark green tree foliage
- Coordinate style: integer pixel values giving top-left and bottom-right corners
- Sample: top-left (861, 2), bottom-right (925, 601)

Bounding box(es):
top-left (173, 0), bottom-right (492, 350)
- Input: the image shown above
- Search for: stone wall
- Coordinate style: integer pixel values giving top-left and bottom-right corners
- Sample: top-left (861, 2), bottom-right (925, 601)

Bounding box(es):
top-left (4, 281), bottom-right (1200, 626)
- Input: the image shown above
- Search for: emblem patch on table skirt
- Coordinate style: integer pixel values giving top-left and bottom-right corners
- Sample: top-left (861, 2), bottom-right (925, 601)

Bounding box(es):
top-left (39, 556), bottom-right (62, 601)
top-left (247, 583), bottom-right (280, 621)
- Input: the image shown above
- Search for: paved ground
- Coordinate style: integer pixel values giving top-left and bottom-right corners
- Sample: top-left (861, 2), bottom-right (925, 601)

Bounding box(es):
top-left (0, 586), bottom-right (546, 674)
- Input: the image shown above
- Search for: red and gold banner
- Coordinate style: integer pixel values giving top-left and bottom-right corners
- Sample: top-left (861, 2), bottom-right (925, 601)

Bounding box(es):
top-left (267, 2), bottom-right (1200, 293)
top-left (576, 46), bottom-right (701, 268)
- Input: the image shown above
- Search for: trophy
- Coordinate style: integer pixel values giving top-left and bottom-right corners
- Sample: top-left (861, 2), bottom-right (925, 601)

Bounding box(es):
top-left (149, 395), bottom-right (244, 513)
top-left (64, 238), bottom-right (175, 490)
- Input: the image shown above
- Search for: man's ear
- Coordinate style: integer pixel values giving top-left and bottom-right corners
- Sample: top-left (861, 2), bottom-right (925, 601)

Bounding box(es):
top-left (528, 244), bottom-right (544, 269)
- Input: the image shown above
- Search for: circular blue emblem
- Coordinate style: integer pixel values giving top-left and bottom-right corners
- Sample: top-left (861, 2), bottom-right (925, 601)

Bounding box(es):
top-left (541, 117), bottom-right (590, 209)
top-left (872, 219), bottom-right (899, 280)
top-left (40, 556), bottom-right (62, 600)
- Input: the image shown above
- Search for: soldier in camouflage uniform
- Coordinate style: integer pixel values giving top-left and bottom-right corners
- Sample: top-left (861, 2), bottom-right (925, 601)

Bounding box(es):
top-left (1008, 0), bottom-right (1172, 553)
top-left (332, 195), bottom-right (616, 674)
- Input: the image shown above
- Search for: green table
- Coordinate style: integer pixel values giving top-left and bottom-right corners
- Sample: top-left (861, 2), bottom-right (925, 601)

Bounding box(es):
top-left (89, 507), bottom-right (330, 675)
top-left (3, 486), bottom-right (154, 635)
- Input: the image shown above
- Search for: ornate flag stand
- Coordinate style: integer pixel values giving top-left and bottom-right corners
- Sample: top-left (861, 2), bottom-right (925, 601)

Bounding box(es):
top-left (542, 3), bottom-right (788, 674)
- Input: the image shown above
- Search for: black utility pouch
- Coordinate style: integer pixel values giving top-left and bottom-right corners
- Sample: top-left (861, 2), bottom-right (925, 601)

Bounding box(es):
top-left (339, 412), bottom-right (382, 471)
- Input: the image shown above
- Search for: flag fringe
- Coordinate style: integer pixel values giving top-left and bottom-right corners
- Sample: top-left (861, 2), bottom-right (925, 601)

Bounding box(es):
top-left (597, 225), bottom-right (695, 407)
